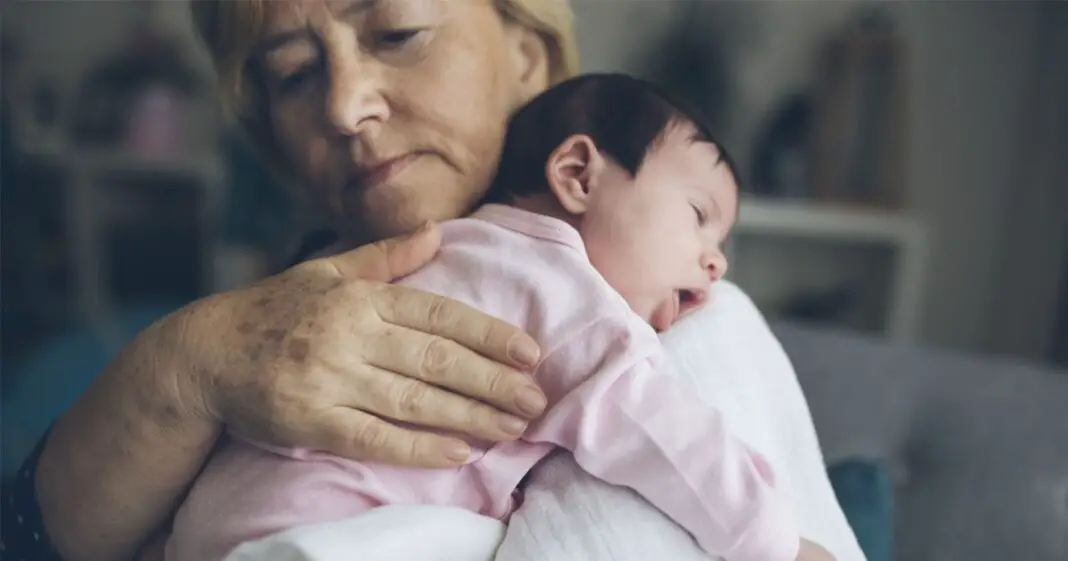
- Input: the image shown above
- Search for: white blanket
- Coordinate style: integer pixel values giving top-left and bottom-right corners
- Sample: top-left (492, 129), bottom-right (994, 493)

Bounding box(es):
top-left (224, 281), bottom-right (866, 561)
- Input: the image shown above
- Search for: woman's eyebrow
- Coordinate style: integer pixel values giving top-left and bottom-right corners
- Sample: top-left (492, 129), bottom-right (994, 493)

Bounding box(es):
top-left (258, 29), bottom-right (314, 57)
top-left (257, 0), bottom-right (378, 56)
top-left (341, 0), bottom-right (378, 16)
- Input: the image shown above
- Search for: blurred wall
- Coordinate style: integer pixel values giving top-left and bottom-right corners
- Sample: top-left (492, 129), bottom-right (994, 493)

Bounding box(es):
top-left (890, 1), bottom-right (1061, 358)
top-left (6, 2), bottom-right (139, 90)
top-left (5, 2), bottom-right (211, 100)
top-left (984, 1), bottom-right (1068, 361)
top-left (7, 0), bottom-right (1065, 361)
top-left (573, 0), bottom-right (1066, 360)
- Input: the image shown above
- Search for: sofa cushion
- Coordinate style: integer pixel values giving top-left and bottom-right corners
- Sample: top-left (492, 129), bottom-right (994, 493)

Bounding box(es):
top-left (828, 459), bottom-right (893, 561)
top-left (776, 321), bottom-right (1068, 561)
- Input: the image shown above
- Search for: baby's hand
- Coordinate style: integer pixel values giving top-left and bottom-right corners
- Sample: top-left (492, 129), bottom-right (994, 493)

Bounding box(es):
top-left (795, 538), bottom-right (836, 561)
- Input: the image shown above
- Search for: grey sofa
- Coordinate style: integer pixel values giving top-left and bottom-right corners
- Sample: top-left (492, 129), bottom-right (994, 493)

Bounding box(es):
top-left (773, 322), bottom-right (1068, 561)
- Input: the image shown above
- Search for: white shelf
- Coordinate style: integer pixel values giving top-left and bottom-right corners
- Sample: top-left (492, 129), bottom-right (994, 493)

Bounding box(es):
top-left (736, 196), bottom-right (921, 246)
top-left (730, 196), bottom-right (928, 343)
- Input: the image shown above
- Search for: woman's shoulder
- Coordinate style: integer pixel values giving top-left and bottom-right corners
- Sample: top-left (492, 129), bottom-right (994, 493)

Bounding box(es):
top-left (2, 430), bottom-right (63, 560)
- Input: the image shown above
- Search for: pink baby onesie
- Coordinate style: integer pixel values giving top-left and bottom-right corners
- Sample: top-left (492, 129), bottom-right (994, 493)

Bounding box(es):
top-left (166, 204), bottom-right (799, 561)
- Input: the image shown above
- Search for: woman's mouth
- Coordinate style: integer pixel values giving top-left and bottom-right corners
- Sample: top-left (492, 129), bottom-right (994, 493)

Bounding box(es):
top-left (349, 153), bottom-right (420, 190)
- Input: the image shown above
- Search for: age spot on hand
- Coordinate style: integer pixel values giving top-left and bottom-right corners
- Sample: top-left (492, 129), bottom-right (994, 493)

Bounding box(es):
top-left (287, 338), bottom-right (311, 364)
top-left (263, 329), bottom-right (287, 343)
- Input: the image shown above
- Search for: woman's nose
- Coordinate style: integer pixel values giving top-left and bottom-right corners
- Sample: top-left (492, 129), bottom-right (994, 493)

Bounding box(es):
top-left (325, 48), bottom-right (390, 138)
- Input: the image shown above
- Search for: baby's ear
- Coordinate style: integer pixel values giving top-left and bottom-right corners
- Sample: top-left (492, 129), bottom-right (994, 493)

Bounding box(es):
top-left (545, 134), bottom-right (604, 215)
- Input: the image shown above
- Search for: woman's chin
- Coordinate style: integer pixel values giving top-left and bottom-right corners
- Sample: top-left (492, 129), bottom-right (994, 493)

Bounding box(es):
top-left (340, 187), bottom-right (480, 243)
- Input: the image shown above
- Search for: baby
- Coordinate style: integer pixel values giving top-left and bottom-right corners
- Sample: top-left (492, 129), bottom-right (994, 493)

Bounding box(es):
top-left (167, 74), bottom-right (831, 561)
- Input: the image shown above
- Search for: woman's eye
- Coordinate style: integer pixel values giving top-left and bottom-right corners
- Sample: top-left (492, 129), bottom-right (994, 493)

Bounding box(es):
top-left (375, 29), bottom-right (422, 50)
top-left (275, 64), bottom-right (320, 95)
top-left (691, 203), bottom-right (707, 226)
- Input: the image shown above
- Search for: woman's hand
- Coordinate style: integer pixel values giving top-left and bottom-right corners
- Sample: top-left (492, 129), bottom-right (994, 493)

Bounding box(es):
top-left (184, 222), bottom-right (546, 467)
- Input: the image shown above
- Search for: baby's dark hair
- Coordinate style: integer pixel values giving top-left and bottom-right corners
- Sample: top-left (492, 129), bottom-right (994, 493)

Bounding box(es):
top-left (483, 73), bottom-right (739, 204)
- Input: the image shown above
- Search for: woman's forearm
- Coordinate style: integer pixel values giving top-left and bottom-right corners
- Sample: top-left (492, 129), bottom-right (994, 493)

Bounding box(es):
top-left (37, 310), bottom-right (221, 561)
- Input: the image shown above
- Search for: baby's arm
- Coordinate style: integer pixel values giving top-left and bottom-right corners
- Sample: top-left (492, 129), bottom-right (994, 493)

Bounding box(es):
top-left (525, 318), bottom-right (800, 561)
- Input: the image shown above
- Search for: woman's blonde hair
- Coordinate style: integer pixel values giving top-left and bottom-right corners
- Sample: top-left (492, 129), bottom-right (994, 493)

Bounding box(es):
top-left (190, 0), bottom-right (578, 161)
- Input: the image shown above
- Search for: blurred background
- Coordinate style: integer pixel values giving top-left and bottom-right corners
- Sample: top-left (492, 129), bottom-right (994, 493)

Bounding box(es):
top-left (1, 1), bottom-right (1066, 558)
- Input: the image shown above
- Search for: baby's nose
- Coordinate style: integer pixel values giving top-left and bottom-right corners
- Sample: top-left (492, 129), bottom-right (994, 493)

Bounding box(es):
top-left (701, 249), bottom-right (728, 282)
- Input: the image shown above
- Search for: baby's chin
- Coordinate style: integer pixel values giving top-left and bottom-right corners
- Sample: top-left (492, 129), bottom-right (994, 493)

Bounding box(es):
top-left (648, 301), bottom-right (677, 333)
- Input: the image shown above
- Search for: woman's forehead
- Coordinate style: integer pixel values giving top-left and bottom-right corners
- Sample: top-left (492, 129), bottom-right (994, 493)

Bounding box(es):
top-left (261, 0), bottom-right (480, 30)
top-left (261, 0), bottom-right (373, 29)
top-left (258, 0), bottom-right (417, 53)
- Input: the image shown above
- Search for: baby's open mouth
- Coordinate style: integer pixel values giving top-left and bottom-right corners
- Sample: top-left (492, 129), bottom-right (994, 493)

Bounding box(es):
top-left (676, 288), bottom-right (708, 319)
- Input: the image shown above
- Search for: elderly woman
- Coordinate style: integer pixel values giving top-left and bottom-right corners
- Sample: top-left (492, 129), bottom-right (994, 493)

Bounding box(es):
top-left (2, 2), bottom-right (854, 561)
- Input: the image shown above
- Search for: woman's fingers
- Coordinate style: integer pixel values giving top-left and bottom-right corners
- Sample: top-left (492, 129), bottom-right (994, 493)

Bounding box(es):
top-left (363, 323), bottom-right (546, 419)
top-left (209, 228), bottom-right (548, 468)
top-left (309, 407), bottom-right (472, 468)
top-left (375, 283), bottom-right (542, 368)
top-left (325, 222), bottom-right (441, 283)
top-left (353, 364), bottom-right (528, 442)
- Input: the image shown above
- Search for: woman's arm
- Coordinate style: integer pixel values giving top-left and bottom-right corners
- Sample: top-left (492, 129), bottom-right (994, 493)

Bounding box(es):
top-left (37, 311), bottom-right (219, 561)
top-left (29, 224), bottom-right (545, 561)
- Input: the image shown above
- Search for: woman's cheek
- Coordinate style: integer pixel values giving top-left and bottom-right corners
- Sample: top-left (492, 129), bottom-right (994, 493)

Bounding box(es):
top-left (273, 106), bottom-right (336, 191)
top-left (306, 136), bottom-right (334, 186)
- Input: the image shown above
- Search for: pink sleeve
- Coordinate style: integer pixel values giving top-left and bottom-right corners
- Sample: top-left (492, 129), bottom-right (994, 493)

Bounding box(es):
top-left (525, 318), bottom-right (800, 561)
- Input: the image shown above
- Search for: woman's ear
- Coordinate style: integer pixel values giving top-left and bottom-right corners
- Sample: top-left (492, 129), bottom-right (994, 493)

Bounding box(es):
top-left (545, 135), bottom-right (604, 215)
top-left (504, 25), bottom-right (549, 103)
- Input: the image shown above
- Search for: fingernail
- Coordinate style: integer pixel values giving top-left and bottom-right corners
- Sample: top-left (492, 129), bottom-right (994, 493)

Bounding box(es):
top-left (507, 335), bottom-right (541, 367)
top-left (516, 386), bottom-right (547, 417)
top-left (444, 441), bottom-right (470, 463)
top-left (497, 415), bottom-right (527, 436)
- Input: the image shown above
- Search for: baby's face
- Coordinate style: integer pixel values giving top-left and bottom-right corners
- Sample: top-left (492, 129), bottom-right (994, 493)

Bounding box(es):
top-left (579, 125), bottom-right (738, 331)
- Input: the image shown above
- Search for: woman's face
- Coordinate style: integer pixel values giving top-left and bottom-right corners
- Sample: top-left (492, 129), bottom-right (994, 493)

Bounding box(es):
top-left (256, 0), bottom-right (549, 243)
